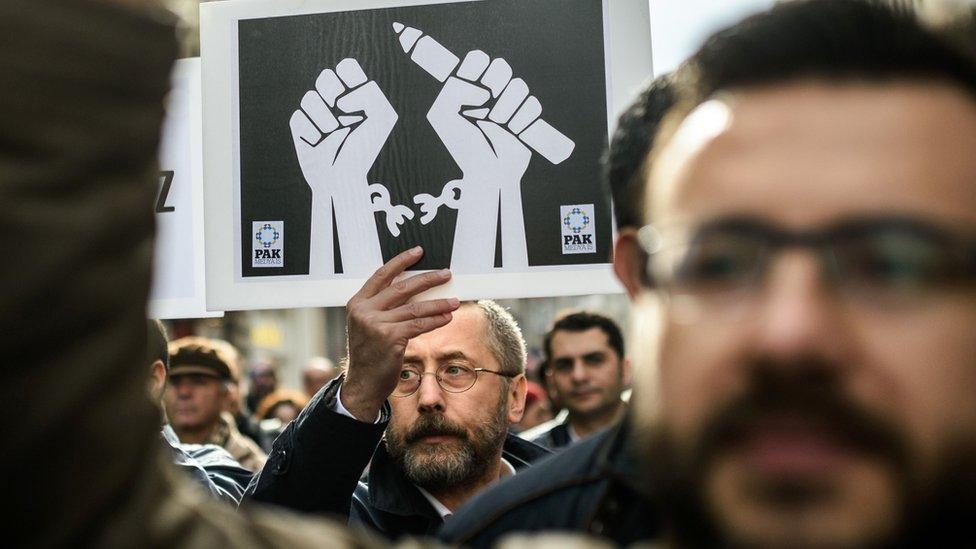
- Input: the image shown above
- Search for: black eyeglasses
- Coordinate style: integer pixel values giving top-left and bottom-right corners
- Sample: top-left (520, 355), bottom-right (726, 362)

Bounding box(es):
top-left (637, 216), bottom-right (976, 319)
top-left (393, 363), bottom-right (518, 397)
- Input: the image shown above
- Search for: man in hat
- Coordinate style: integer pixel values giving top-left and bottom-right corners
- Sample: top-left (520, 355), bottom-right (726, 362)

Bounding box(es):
top-left (166, 336), bottom-right (267, 472)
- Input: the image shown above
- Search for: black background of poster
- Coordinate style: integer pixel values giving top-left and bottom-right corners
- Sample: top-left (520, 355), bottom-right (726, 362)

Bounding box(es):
top-left (238, 0), bottom-right (608, 276)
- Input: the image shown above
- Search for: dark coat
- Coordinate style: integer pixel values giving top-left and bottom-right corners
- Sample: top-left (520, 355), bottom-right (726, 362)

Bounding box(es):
top-left (162, 425), bottom-right (253, 505)
top-left (245, 376), bottom-right (550, 539)
top-left (528, 418), bottom-right (573, 450)
top-left (438, 418), bottom-right (660, 548)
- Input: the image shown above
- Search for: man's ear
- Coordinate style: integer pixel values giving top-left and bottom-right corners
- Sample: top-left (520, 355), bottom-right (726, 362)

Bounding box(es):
top-left (148, 359), bottom-right (166, 401)
top-left (613, 229), bottom-right (645, 300)
top-left (621, 356), bottom-right (633, 387)
top-left (507, 375), bottom-right (527, 424)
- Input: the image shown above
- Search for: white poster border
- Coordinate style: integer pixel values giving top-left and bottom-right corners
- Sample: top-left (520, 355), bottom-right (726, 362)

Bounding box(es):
top-left (202, 0), bottom-right (642, 311)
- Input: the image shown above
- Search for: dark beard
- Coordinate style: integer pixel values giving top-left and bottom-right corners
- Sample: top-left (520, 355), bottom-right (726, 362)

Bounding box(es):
top-left (385, 393), bottom-right (509, 494)
top-left (635, 359), bottom-right (976, 548)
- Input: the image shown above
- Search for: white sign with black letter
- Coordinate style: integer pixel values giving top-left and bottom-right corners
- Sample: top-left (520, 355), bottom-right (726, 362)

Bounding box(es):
top-left (149, 58), bottom-right (222, 319)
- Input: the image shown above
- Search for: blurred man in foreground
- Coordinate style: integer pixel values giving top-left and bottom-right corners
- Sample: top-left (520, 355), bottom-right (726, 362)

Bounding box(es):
top-left (443, 1), bottom-right (976, 547)
top-left (2, 1), bottom-right (393, 545)
top-left (522, 312), bottom-right (629, 450)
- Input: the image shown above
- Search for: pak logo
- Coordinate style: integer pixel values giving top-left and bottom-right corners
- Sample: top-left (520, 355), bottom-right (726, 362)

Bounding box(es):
top-left (560, 204), bottom-right (596, 254)
top-left (252, 221), bottom-right (284, 267)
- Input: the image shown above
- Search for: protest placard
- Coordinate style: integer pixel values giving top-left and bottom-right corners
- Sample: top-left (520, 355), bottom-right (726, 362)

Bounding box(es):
top-left (202, 0), bottom-right (650, 309)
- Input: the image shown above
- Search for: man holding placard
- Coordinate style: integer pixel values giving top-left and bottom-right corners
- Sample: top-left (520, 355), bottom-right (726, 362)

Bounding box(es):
top-left (245, 248), bottom-right (548, 538)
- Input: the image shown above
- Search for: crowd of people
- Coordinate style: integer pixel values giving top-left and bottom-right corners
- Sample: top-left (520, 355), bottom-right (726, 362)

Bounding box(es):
top-left (7, 0), bottom-right (976, 547)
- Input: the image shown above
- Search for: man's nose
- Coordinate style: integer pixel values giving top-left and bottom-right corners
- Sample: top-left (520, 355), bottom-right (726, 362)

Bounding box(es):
top-left (173, 381), bottom-right (192, 398)
top-left (751, 252), bottom-right (850, 367)
top-left (416, 373), bottom-right (446, 412)
top-left (569, 361), bottom-right (588, 383)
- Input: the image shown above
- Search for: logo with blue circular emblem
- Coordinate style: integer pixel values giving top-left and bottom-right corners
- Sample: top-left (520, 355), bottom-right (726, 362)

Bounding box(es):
top-left (255, 223), bottom-right (280, 248)
top-left (252, 221), bottom-right (284, 267)
top-left (562, 207), bottom-right (591, 235)
top-left (560, 205), bottom-right (596, 255)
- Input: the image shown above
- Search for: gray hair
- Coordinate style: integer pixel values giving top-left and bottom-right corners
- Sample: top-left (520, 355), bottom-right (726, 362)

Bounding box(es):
top-left (472, 300), bottom-right (526, 376)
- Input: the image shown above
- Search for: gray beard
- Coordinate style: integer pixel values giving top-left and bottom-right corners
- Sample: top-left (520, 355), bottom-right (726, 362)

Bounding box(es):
top-left (401, 437), bottom-right (485, 493)
top-left (387, 392), bottom-right (509, 494)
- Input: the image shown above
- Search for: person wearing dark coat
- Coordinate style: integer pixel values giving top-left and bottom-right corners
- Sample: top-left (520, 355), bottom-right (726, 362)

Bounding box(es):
top-left (524, 411), bottom-right (574, 450)
top-left (247, 375), bottom-right (548, 537)
top-left (522, 311), bottom-right (630, 452)
top-left (162, 424), bottom-right (253, 505)
top-left (245, 254), bottom-right (549, 539)
top-left (148, 319), bottom-right (254, 504)
top-left (446, 2), bottom-right (976, 548)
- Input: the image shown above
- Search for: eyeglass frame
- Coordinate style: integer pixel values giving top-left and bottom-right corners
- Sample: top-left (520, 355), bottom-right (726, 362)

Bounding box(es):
top-left (391, 362), bottom-right (520, 398)
top-left (635, 215), bottom-right (976, 297)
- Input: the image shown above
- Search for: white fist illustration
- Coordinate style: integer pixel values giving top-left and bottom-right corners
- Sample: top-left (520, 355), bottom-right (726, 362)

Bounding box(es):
top-left (427, 52), bottom-right (541, 271)
top-left (289, 59), bottom-right (398, 276)
top-left (427, 52), bottom-right (533, 179)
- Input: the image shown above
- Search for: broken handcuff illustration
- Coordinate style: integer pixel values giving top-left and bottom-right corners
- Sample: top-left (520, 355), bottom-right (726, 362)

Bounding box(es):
top-left (367, 179), bottom-right (461, 235)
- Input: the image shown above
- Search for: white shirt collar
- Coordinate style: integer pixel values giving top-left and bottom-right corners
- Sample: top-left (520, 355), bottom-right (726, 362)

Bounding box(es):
top-left (416, 486), bottom-right (453, 519)
top-left (415, 457), bottom-right (516, 520)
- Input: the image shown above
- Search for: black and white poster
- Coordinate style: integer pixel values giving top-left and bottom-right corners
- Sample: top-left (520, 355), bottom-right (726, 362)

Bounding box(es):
top-left (203, 0), bottom-right (637, 310)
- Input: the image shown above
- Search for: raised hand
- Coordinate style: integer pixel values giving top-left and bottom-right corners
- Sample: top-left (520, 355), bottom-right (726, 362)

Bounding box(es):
top-left (289, 59), bottom-right (399, 276)
top-left (340, 247), bottom-right (460, 422)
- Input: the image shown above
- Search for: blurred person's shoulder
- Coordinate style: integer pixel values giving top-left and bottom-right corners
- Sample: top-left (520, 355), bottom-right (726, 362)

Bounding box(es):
top-left (441, 424), bottom-right (623, 547)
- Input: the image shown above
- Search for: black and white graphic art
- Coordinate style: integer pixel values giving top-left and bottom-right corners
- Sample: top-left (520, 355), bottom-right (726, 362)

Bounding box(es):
top-left (201, 0), bottom-right (625, 309)
top-left (237, 0), bottom-right (608, 277)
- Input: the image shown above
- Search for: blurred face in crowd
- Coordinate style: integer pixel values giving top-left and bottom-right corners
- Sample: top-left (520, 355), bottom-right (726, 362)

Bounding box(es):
top-left (250, 363), bottom-right (277, 397)
top-left (166, 373), bottom-right (227, 433)
top-left (385, 305), bottom-right (526, 493)
top-left (303, 359), bottom-right (337, 397)
top-left (548, 328), bottom-right (629, 422)
top-left (272, 402), bottom-right (301, 424)
top-left (622, 81), bottom-right (976, 547)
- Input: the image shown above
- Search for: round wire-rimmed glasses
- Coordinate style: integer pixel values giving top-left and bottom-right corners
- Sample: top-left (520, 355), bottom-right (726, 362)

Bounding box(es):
top-left (392, 363), bottom-right (518, 397)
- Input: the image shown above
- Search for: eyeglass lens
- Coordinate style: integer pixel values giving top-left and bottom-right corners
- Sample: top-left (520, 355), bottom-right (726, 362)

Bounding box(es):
top-left (649, 218), bottom-right (974, 312)
top-left (394, 364), bottom-right (478, 396)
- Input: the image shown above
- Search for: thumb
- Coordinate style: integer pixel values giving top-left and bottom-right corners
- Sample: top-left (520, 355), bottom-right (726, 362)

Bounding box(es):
top-left (436, 77), bottom-right (491, 111)
top-left (476, 119), bottom-right (524, 159)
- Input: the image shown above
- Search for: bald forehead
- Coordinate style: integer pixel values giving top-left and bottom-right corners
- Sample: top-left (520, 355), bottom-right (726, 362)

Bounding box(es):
top-left (648, 80), bottom-right (976, 228)
top-left (405, 304), bottom-right (488, 353)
